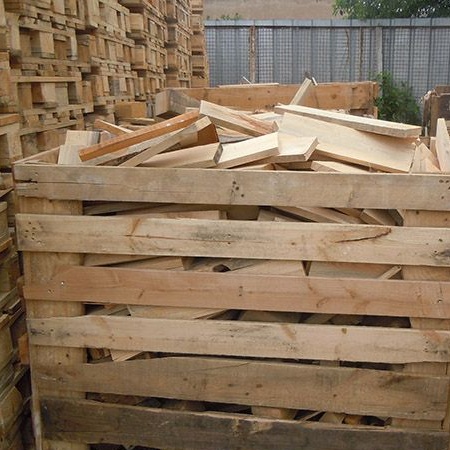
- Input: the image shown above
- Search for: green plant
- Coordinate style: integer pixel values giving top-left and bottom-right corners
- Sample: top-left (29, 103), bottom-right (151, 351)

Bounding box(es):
top-left (374, 72), bottom-right (421, 125)
top-left (219, 13), bottom-right (243, 20)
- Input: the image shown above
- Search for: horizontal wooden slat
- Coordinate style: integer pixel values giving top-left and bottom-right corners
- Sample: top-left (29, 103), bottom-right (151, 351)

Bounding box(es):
top-left (28, 316), bottom-right (450, 364)
top-left (16, 215), bottom-right (450, 266)
top-left (13, 166), bottom-right (450, 211)
top-left (41, 398), bottom-right (449, 450)
top-left (24, 266), bottom-right (450, 319)
top-left (35, 357), bottom-right (449, 420)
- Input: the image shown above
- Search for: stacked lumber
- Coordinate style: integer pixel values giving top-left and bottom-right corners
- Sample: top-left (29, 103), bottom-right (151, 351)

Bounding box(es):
top-left (190, 0), bottom-right (209, 88)
top-left (79, 0), bottom-right (137, 127)
top-left (14, 85), bottom-right (450, 450)
top-left (0, 192), bottom-right (28, 450)
top-left (2, 0), bottom-right (91, 157)
top-left (165, 0), bottom-right (192, 87)
top-left (120, 0), bottom-right (168, 100)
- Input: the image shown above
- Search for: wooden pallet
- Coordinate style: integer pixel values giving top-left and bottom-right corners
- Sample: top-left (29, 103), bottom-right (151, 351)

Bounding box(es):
top-left (0, 114), bottom-right (22, 167)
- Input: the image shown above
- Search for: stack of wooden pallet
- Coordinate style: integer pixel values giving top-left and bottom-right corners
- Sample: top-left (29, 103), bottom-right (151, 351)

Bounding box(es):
top-left (0, 185), bottom-right (28, 450)
top-left (165, 0), bottom-right (192, 88)
top-left (14, 80), bottom-right (450, 449)
top-left (120, 0), bottom-right (168, 101)
top-left (79, 0), bottom-right (137, 127)
top-left (1, 0), bottom-right (91, 157)
top-left (190, 0), bottom-right (209, 88)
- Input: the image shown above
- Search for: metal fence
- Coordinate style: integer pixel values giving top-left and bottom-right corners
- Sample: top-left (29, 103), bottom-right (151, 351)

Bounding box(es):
top-left (205, 18), bottom-right (450, 100)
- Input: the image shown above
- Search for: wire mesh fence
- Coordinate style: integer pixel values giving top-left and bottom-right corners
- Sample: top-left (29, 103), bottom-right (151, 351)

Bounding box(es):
top-left (205, 18), bottom-right (450, 100)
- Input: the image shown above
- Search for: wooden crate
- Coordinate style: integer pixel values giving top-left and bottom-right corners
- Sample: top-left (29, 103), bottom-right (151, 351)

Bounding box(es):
top-left (13, 139), bottom-right (450, 449)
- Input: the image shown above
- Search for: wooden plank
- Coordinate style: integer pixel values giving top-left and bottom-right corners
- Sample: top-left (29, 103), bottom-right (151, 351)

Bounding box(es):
top-left (57, 144), bottom-right (83, 165)
top-left (93, 119), bottom-right (131, 136)
top-left (275, 105), bottom-right (421, 138)
top-left (13, 166), bottom-right (450, 211)
top-left (286, 114), bottom-right (415, 172)
top-left (34, 357), bottom-right (449, 420)
top-left (269, 135), bottom-right (318, 163)
top-left (28, 315), bottom-right (450, 364)
top-left (216, 133), bottom-right (279, 168)
top-left (199, 100), bottom-right (275, 137)
top-left (18, 197), bottom-right (87, 450)
top-left (275, 206), bottom-right (363, 224)
top-left (311, 161), bottom-right (369, 173)
top-left (289, 78), bottom-right (315, 105)
top-left (78, 111), bottom-right (200, 161)
top-left (435, 118), bottom-right (450, 172)
top-left (42, 398), bottom-right (448, 450)
top-left (24, 266), bottom-right (450, 318)
top-left (16, 215), bottom-right (450, 267)
top-left (118, 132), bottom-right (181, 167)
top-left (173, 82), bottom-right (377, 112)
top-left (141, 143), bottom-right (221, 168)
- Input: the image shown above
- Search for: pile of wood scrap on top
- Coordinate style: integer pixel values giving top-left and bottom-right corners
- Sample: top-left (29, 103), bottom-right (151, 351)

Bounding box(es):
top-left (53, 77), bottom-right (447, 178)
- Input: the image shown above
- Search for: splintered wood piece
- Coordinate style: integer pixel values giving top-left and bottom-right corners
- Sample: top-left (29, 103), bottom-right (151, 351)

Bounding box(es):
top-left (272, 135), bottom-right (318, 163)
top-left (121, 117), bottom-right (219, 168)
top-left (199, 100), bottom-right (275, 137)
top-left (78, 111), bottom-right (200, 161)
top-left (93, 119), bottom-right (132, 136)
top-left (360, 209), bottom-right (397, 226)
top-left (118, 133), bottom-right (181, 168)
top-left (128, 305), bottom-right (224, 320)
top-left (65, 130), bottom-right (100, 146)
top-left (286, 115), bottom-right (415, 172)
top-left (58, 144), bottom-right (84, 165)
top-left (411, 144), bottom-right (441, 173)
top-left (142, 143), bottom-right (221, 168)
top-left (275, 206), bottom-right (364, 224)
top-left (216, 132), bottom-right (279, 168)
top-left (289, 78), bottom-right (315, 105)
top-left (435, 118), bottom-right (450, 172)
top-left (311, 161), bottom-right (369, 173)
top-left (275, 105), bottom-right (421, 138)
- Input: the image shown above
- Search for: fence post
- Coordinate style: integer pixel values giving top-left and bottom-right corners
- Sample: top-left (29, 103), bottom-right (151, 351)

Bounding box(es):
top-left (250, 24), bottom-right (256, 83)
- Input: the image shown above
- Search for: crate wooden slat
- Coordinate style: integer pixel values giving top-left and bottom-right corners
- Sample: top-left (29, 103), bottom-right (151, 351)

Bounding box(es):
top-left (14, 128), bottom-right (450, 450)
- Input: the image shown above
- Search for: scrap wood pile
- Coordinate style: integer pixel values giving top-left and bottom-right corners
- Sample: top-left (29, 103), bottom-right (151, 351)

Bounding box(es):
top-left (14, 83), bottom-right (450, 450)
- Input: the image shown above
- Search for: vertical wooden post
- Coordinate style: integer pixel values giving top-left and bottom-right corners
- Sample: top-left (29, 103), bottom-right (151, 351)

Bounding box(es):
top-left (392, 150), bottom-right (450, 434)
top-left (19, 197), bottom-right (87, 450)
top-left (249, 25), bottom-right (256, 83)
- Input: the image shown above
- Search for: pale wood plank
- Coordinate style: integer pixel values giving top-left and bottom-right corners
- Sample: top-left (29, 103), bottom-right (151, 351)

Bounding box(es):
top-left (13, 166), bottom-right (450, 211)
top-left (34, 357), bottom-right (449, 420)
top-left (199, 100), bottom-right (275, 137)
top-left (16, 215), bottom-right (450, 267)
top-left (284, 115), bottom-right (415, 172)
top-left (275, 105), bottom-right (421, 138)
top-left (28, 315), bottom-right (450, 364)
top-left (41, 398), bottom-right (448, 450)
top-left (435, 118), bottom-right (450, 172)
top-left (93, 119), bottom-right (131, 136)
top-left (216, 133), bottom-right (279, 168)
top-left (141, 143), bottom-right (220, 168)
top-left (24, 266), bottom-right (450, 318)
top-left (289, 78), bottom-right (315, 105)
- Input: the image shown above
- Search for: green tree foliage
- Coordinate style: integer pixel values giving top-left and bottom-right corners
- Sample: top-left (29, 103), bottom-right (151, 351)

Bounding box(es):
top-left (374, 72), bottom-right (421, 125)
top-left (333, 0), bottom-right (450, 19)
